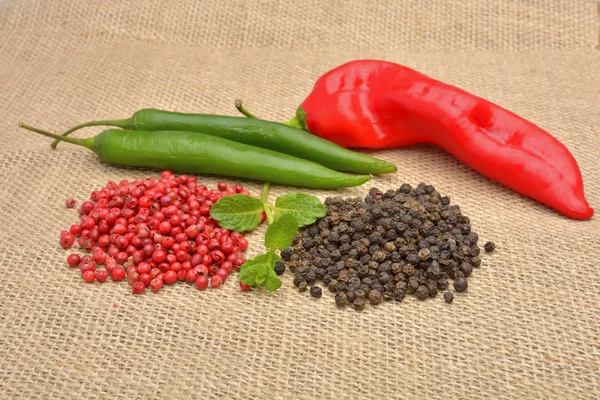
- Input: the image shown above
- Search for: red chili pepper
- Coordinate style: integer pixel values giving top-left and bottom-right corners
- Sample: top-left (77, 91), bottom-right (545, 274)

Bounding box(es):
top-left (295, 60), bottom-right (594, 220)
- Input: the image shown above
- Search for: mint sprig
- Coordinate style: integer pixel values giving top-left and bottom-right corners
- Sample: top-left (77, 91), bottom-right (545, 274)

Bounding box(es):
top-left (210, 182), bottom-right (323, 292)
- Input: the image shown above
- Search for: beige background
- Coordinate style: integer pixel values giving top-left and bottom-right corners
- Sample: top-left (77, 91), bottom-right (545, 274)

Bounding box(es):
top-left (1, 1), bottom-right (599, 399)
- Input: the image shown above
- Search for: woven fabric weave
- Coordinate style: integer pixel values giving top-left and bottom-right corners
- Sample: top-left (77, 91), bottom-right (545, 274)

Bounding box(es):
top-left (1, 1), bottom-right (599, 398)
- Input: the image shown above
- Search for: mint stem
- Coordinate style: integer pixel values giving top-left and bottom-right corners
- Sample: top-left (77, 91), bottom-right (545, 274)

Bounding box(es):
top-left (267, 249), bottom-right (274, 267)
top-left (261, 182), bottom-right (274, 224)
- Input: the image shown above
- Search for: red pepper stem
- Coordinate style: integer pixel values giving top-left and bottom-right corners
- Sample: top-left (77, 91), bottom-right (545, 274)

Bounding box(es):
top-left (284, 116), bottom-right (302, 129)
top-left (50, 118), bottom-right (130, 149)
top-left (19, 123), bottom-right (98, 152)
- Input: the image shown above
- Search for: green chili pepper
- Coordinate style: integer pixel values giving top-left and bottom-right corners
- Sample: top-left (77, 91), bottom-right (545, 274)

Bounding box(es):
top-left (49, 109), bottom-right (397, 175)
top-left (21, 124), bottom-right (371, 189)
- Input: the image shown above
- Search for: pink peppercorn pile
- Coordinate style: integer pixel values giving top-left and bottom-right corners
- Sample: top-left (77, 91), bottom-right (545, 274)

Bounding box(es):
top-left (60, 170), bottom-right (250, 294)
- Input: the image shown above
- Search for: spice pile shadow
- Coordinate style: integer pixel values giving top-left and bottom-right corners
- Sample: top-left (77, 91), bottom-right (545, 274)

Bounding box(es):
top-left (280, 183), bottom-right (496, 311)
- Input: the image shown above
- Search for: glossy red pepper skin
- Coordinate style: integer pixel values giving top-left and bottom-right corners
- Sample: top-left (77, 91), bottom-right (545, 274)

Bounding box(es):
top-left (296, 60), bottom-right (594, 220)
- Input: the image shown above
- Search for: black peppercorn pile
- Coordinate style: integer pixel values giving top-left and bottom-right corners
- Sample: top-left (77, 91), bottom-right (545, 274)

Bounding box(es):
top-left (281, 183), bottom-right (495, 311)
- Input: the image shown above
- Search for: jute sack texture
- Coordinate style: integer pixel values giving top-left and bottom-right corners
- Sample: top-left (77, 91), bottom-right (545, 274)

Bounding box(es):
top-left (0, 1), bottom-right (599, 399)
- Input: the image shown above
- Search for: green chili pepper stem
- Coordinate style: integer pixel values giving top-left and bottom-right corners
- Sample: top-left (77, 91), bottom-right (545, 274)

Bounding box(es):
top-left (234, 99), bottom-right (258, 119)
top-left (49, 118), bottom-right (131, 149)
top-left (235, 100), bottom-right (303, 129)
top-left (261, 182), bottom-right (274, 224)
top-left (20, 123), bottom-right (99, 152)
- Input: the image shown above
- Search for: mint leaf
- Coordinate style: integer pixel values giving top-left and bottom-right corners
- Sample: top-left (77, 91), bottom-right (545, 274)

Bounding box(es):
top-left (238, 254), bottom-right (270, 286)
top-left (265, 213), bottom-right (298, 251)
top-left (255, 269), bottom-right (267, 285)
top-left (210, 194), bottom-right (264, 232)
top-left (264, 268), bottom-right (282, 292)
top-left (273, 193), bottom-right (326, 227)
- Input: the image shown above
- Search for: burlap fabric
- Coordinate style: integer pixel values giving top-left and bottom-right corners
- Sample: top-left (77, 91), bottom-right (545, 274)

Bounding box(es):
top-left (1, 1), bottom-right (599, 398)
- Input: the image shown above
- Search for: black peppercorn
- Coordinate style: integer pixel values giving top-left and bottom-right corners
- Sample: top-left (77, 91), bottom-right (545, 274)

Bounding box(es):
top-left (437, 277), bottom-right (449, 290)
top-left (310, 286), bottom-right (322, 298)
top-left (290, 183), bottom-right (485, 309)
top-left (394, 289), bottom-right (406, 302)
top-left (335, 293), bottom-right (348, 307)
top-left (353, 298), bottom-right (366, 311)
top-left (347, 276), bottom-right (361, 289)
top-left (346, 290), bottom-right (357, 303)
top-left (459, 262), bottom-right (473, 278)
top-left (281, 248), bottom-right (293, 261)
top-left (306, 271), bottom-right (317, 285)
top-left (298, 282), bottom-right (308, 292)
top-left (484, 241), bottom-right (496, 253)
top-left (399, 183), bottom-right (411, 193)
top-left (415, 285), bottom-right (429, 300)
top-left (328, 279), bottom-right (338, 292)
top-left (454, 276), bottom-right (468, 292)
top-left (315, 268), bottom-right (326, 279)
top-left (426, 280), bottom-right (438, 297)
top-left (443, 291), bottom-right (454, 303)
top-left (378, 272), bottom-right (391, 284)
top-left (274, 262), bottom-right (286, 276)
top-left (293, 275), bottom-right (305, 287)
top-left (407, 277), bottom-right (420, 294)
top-left (335, 281), bottom-right (347, 292)
top-left (368, 290), bottom-right (382, 305)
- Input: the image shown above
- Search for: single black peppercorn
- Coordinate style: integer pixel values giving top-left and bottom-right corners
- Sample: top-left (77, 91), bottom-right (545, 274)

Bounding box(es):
top-left (378, 272), bottom-right (391, 284)
top-left (459, 262), bottom-right (473, 278)
top-left (407, 278), bottom-right (420, 294)
top-left (426, 280), bottom-right (438, 297)
top-left (454, 276), bottom-right (468, 292)
top-left (335, 281), bottom-right (347, 292)
top-left (367, 290), bottom-right (382, 305)
top-left (415, 285), bottom-right (429, 300)
top-left (355, 290), bottom-right (366, 299)
top-left (298, 281), bottom-right (308, 292)
top-left (293, 275), bottom-right (305, 287)
top-left (346, 290), bottom-right (357, 303)
top-left (394, 289), bottom-right (406, 302)
top-left (315, 268), bottom-right (326, 279)
top-left (310, 286), bottom-right (322, 298)
top-left (274, 262), bottom-right (286, 276)
top-left (437, 277), bottom-right (449, 290)
top-left (484, 241), bottom-right (496, 253)
top-left (335, 293), bottom-right (348, 307)
top-left (328, 279), bottom-right (338, 292)
top-left (353, 298), bottom-right (366, 311)
top-left (281, 248), bottom-right (293, 261)
top-left (399, 183), bottom-right (411, 193)
top-left (347, 277), bottom-right (361, 289)
top-left (443, 291), bottom-right (454, 303)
